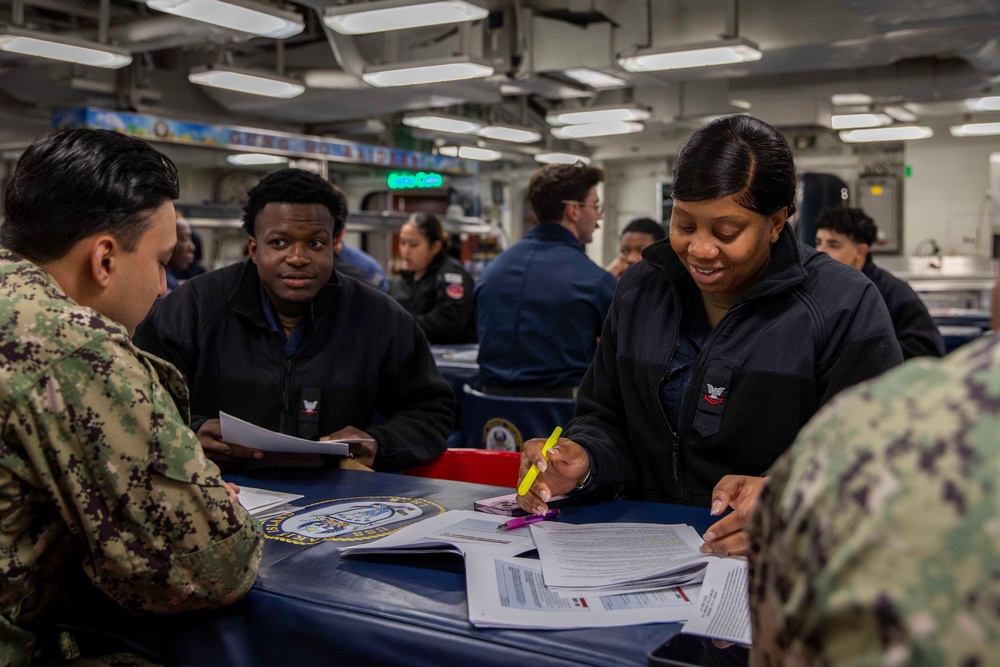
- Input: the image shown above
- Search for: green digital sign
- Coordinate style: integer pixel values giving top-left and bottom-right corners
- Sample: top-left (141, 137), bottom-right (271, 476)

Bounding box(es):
top-left (387, 171), bottom-right (444, 190)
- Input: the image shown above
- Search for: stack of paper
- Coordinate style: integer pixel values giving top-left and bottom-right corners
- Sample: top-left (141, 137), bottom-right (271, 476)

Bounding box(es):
top-left (466, 553), bottom-right (700, 629)
top-left (338, 510), bottom-right (750, 639)
top-left (530, 522), bottom-right (715, 595)
top-left (339, 510), bottom-right (536, 558)
top-left (238, 486), bottom-right (304, 518)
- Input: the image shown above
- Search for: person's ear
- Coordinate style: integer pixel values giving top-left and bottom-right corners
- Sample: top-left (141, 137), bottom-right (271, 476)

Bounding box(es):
top-left (247, 237), bottom-right (258, 263)
top-left (89, 236), bottom-right (117, 289)
top-left (431, 240), bottom-right (443, 256)
top-left (855, 242), bottom-right (870, 268)
top-left (564, 201), bottom-right (579, 223)
top-left (768, 207), bottom-right (788, 243)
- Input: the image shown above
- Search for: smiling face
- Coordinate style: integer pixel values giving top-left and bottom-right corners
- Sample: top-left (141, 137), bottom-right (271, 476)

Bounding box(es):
top-left (670, 196), bottom-right (786, 304)
top-left (248, 203), bottom-right (336, 317)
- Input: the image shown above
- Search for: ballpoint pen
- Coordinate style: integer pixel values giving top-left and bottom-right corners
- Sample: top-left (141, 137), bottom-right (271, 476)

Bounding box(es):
top-left (497, 509), bottom-right (560, 531)
top-left (517, 425), bottom-right (562, 496)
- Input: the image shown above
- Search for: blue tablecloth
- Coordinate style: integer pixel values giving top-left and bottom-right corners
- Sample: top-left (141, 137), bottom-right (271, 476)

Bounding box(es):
top-left (63, 468), bottom-right (714, 667)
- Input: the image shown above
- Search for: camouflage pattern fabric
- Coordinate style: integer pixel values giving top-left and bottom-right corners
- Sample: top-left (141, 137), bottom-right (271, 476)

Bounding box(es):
top-left (0, 249), bottom-right (263, 667)
top-left (750, 332), bottom-right (1000, 666)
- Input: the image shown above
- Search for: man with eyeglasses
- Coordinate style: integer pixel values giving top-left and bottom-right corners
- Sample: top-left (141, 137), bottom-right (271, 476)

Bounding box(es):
top-left (475, 163), bottom-right (616, 398)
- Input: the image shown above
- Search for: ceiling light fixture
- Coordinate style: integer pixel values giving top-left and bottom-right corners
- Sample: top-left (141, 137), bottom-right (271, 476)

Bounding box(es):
top-left (561, 68), bottom-right (628, 89)
top-left (146, 0), bottom-right (304, 38)
top-left (551, 121), bottom-right (644, 139)
top-left (546, 105), bottom-right (651, 126)
top-left (839, 126), bottom-right (933, 143)
top-left (0, 25), bottom-right (132, 68)
top-left (476, 123), bottom-right (542, 143)
top-left (831, 113), bottom-right (892, 130)
top-left (227, 153), bottom-right (288, 165)
top-left (323, 0), bottom-right (488, 35)
top-left (831, 93), bottom-right (873, 106)
top-left (964, 96), bottom-right (1000, 112)
top-left (189, 65), bottom-right (305, 98)
top-left (402, 113), bottom-right (482, 134)
top-left (618, 37), bottom-right (762, 72)
top-left (535, 152), bottom-right (591, 165)
top-left (439, 145), bottom-right (501, 161)
top-left (951, 122), bottom-right (1000, 137)
top-left (362, 55), bottom-right (494, 87)
top-left (884, 105), bottom-right (917, 122)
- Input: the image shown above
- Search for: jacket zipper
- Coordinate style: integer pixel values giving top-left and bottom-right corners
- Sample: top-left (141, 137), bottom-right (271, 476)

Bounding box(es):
top-left (652, 273), bottom-right (684, 484)
top-left (280, 358), bottom-right (293, 433)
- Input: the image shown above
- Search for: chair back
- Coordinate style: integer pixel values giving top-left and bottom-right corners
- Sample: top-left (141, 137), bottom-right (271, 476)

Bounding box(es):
top-left (458, 384), bottom-right (575, 451)
top-left (405, 448), bottom-right (520, 487)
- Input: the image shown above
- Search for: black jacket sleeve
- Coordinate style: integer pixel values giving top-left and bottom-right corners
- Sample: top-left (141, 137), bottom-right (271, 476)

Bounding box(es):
top-left (368, 317), bottom-right (454, 471)
top-left (563, 283), bottom-right (637, 502)
top-left (887, 287), bottom-right (946, 359)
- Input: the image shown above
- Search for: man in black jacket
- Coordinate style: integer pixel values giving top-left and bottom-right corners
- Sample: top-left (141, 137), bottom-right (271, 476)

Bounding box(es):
top-left (815, 207), bottom-right (944, 360)
top-left (134, 169), bottom-right (453, 472)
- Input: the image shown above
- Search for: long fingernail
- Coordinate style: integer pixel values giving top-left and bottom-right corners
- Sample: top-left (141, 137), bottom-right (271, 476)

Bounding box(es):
top-left (539, 490), bottom-right (550, 502)
top-left (703, 531), bottom-right (717, 542)
top-left (710, 500), bottom-right (723, 515)
top-left (699, 544), bottom-right (712, 553)
top-left (535, 506), bottom-right (546, 514)
top-left (537, 460), bottom-right (547, 473)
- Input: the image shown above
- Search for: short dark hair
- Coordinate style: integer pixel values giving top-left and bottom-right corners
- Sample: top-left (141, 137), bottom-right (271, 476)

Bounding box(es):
top-left (673, 115), bottom-right (797, 218)
top-left (1, 129), bottom-right (179, 263)
top-left (406, 213), bottom-right (450, 253)
top-left (815, 207), bottom-right (877, 246)
top-left (242, 168), bottom-right (348, 237)
top-left (621, 217), bottom-right (666, 241)
top-left (528, 163), bottom-right (605, 224)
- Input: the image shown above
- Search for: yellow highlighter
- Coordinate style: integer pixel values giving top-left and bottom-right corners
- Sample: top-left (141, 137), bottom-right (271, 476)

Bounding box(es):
top-left (517, 426), bottom-right (563, 496)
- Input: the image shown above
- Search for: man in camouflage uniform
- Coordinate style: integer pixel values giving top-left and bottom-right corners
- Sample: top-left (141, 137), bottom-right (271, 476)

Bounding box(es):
top-left (749, 283), bottom-right (1000, 665)
top-left (0, 129), bottom-right (263, 666)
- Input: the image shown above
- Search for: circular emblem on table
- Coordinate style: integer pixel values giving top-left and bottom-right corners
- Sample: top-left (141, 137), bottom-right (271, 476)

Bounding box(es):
top-left (482, 418), bottom-right (522, 451)
top-left (261, 495), bottom-right (445, 545)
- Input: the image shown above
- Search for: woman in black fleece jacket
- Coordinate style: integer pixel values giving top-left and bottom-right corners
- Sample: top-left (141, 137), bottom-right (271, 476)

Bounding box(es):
top-left (515, 115), bottom-right (903, 555)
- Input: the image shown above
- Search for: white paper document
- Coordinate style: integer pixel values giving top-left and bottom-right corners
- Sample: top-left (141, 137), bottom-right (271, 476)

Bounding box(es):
top-left (220, 411), bottom-right (366, 456)
top-left (238, 486), bottom-right (304, 517)
top-left (530, 522), bottom-right (714, 593)
top-left (681, 557), bottom-right (752, 645)
top-left (465, 554), bottom-right (699, 629)
top-left (339, 510), bottom-right (537, 558)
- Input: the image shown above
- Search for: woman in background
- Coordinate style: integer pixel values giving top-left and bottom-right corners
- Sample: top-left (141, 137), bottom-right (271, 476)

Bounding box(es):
top-left (390, 213), bottom-right (476, 344)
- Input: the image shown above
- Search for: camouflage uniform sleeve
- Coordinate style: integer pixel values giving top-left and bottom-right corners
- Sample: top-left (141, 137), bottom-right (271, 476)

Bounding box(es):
top-left (6, 334), bottom-right (263, 613)
top-left (750, 341), bottom-right (1000, 666)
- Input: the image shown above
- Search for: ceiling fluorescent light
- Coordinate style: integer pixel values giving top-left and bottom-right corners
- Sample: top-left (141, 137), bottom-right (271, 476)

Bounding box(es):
top-left (831, 113), bottom-right (892, 130)
top-left (477, 124), bottom-right (542, 143)
top-left (546, 105), bottom-right (650, 126)
top-left (839, 126), bottom-right (933, 143)
top-left (562, 68), bottom-right (628, 89)
top-left (439, 145), bottom-right (501, 161)
top-left (227, 153), bottom-right (288, 165)
top-left (951, 122), bottom-right (1000, 137)
top-left (535, 152), bottom-right (591, 165)
top-left (402, 113), bottom-right (482, 134)
top-left (189, 65), bottom-right (305, 98)
top-left (146, 0), bottom-right (303, 38)
top-left (831, 93), bottom-right (873, 106)
top-left (323, 0), bottom-right (488, 35)
top-left (0, 25), bottom-right (131, 69)
top-left (363, 56), bottom-right (493, 87)
top-left (965, 96), bottom-right (1000, 112)
top-left (884, 105), bottom-right (917, 122)
top-left (619, 37), bottom-right (761, 72)
top-left (551, 121), bottom-right (644, 139)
